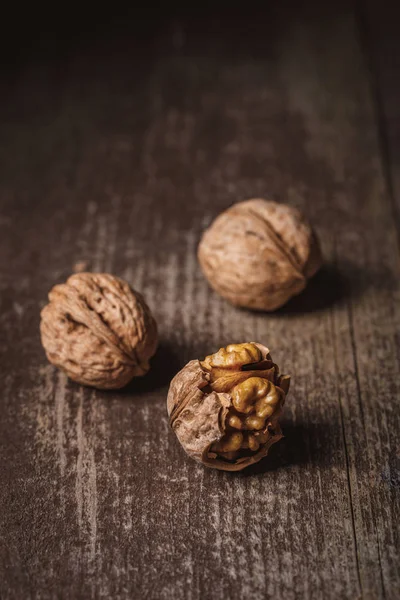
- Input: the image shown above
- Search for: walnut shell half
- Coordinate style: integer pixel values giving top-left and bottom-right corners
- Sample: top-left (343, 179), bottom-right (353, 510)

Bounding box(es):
top-left (40, 273), bottom-right (158, 389)
top-left (167, 342), bottom-right (290, 471)
top-left (198, 198), bottom-right (322, 311)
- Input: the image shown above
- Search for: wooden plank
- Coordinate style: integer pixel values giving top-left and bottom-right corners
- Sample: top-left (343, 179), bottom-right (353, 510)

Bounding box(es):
top-left (0, 3), bottom-right (399, 599)
top-left (354, 3), bottom-right (400, 597)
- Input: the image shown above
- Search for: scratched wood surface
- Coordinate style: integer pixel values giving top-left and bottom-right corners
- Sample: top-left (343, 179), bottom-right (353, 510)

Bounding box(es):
top-left (0, 3), bottom-right (399, 599)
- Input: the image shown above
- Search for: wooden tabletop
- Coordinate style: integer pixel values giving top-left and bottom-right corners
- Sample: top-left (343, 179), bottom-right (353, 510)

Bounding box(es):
top-left (1, 2), bottom-right (399, 599)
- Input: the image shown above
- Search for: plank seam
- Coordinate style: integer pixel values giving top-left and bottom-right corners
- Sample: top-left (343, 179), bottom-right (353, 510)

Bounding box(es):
top-left (347, 297), bottom-right (386, 600)
top-left (330, 305), bottom-right (362, 597)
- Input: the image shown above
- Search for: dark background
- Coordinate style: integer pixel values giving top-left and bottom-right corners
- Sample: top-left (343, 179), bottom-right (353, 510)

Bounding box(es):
top-left (0, 2), bottom-right (399, 599)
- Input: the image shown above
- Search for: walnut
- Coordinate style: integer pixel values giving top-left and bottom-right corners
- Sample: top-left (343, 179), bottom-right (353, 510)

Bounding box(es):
top-left (167, 342), bottom-right (290, 471)
top-left (40, 273), bottom-right (158, 389)
top-left (198, 198), bottom-right (322, 311)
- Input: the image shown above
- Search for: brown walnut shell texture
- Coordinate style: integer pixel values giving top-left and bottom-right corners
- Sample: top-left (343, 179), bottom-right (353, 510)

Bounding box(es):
top-left (40, 273), bottom-right (158, 389)
top-left (198, 198), bottom-right (322, 311)
top-left (167, 343), bottom-right (290, 471)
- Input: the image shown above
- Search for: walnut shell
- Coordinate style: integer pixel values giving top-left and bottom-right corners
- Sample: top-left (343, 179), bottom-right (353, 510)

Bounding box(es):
top-left (167, 342), bottom-right (290, 471)
top-left (40, 273), bottom-right (158, 389)
top-left (198, 198), bottom-right (322, 311)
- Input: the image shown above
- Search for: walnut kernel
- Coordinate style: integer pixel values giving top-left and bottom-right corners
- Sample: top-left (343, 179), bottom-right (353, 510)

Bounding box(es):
top-left (167, 342), bottom-right (290, 471)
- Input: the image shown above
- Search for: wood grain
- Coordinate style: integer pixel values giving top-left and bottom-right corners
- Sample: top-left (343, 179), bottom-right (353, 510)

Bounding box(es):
top-left (0, 3), bottom-right (399, 599)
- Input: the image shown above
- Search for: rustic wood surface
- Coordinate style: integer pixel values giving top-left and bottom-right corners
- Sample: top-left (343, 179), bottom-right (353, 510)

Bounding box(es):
top-left (1, 3), bottom-right (399, 599)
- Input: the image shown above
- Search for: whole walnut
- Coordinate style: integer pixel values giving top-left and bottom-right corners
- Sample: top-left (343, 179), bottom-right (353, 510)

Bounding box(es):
top-left (40, 273), bottom-right (158, 389)
top-left (198, 198), bottom-right (322, 311)
top-left (167, 342), bottom-right (290, 471)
